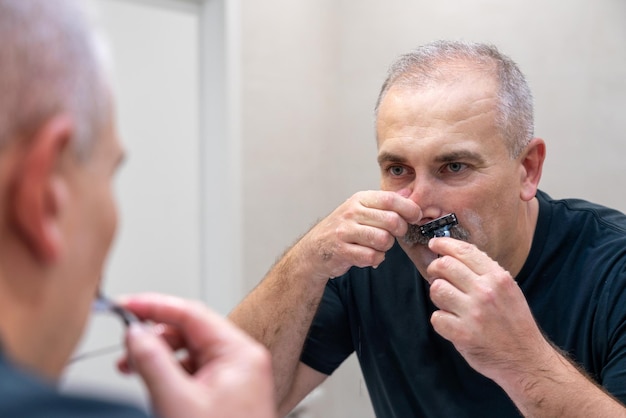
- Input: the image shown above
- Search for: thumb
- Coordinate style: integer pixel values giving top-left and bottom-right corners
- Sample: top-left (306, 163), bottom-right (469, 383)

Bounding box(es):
top-left (125, 323), bottom-right (189, 402)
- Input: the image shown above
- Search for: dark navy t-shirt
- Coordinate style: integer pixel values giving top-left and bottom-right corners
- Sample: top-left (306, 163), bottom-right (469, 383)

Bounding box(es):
top-left (0, 348), bottom-right (151, 417)
top-left (301, 190), bottom-right (626, 417)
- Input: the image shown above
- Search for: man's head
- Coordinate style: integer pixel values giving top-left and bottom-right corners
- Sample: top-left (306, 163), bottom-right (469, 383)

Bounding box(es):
top-left (375, 40), bottom-right (545, 275)
top-left (0, 0), bottom-right (122, 378)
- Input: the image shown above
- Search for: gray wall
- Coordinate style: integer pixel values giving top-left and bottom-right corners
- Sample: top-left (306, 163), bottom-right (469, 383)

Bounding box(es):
top-left (238, 0), bottom-right (626, 416)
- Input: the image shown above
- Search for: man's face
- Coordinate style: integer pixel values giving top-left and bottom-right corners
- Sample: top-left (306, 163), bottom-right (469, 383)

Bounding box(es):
top-left (57, 110), bottom-right (124, 357)
top-left (376, 71), bottom-right (528, 274)
top-left (79, 124), bottom-right (123, 285)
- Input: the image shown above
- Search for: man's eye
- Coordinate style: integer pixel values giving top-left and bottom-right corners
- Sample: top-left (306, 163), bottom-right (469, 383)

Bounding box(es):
top-left (389, 166), bottom-right (405, 176)
top-left (447, 162), bottom-right (465, 173)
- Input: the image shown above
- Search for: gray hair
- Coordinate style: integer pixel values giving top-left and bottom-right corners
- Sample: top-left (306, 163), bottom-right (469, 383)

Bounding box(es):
top-left (375, 40), bottom-right (534, 158)
top-left (0, 0), bottom-right (112, 159)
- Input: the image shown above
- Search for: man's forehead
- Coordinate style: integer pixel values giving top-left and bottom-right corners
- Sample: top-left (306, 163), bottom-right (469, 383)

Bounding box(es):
top-left (376, 80), bottom-right (499, 142)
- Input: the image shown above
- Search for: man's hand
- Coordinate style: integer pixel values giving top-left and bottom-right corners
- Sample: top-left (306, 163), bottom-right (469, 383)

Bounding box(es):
top-left (296, 190), bottom-right (422, 281)
top-left (121, 293), bottom-right (276, 418)
top-left (425, 237), bottom-right (552, 384)
top-left (425, 238), bottom-right (626, 417)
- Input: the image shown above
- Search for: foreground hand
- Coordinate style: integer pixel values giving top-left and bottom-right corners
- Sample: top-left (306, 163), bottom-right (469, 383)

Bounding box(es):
top-left (426, 238), bottom-right (553, 384)
top-left (296, 190), bottom-right (422, 281)
top-left (122, 293), bottom-right (276, 418)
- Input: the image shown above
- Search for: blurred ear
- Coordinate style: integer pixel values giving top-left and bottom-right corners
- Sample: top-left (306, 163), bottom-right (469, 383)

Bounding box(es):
top-left (10, 115), bottom-right (74, 264)
top-left (519, 138), bottom-right (546, 202)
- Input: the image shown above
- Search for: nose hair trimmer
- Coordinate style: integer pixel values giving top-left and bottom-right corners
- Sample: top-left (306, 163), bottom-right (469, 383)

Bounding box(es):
top-left (419, 213), bottom-right (458, 239)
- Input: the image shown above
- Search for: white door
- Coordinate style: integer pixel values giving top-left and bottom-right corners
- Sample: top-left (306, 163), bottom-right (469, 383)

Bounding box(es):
top-left (61, 0), bottom-right (210, 407)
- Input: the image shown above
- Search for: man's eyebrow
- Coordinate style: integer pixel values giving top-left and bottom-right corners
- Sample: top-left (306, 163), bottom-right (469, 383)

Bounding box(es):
top-left (377, 151), bottom-right (407, 165)
top-left (377, 150), bottom-right (485, 165)
top-left (435, 150), bottom-right (485, 164)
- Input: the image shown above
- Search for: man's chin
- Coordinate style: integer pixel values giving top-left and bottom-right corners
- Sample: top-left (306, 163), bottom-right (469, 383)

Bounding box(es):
top-left (396, 240), bottom-right (438, 272)
top-left (398, 223), bottom-right (472, 271)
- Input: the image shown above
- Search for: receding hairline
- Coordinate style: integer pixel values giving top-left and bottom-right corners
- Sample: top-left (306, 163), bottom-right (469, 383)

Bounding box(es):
top-left (376, 50), bottom-right (501, 116)
top-left (374, 41), bottom-right (535, 158)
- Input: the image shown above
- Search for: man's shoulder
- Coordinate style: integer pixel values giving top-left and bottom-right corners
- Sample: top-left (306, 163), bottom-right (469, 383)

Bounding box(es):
top-left (532, 190), bottom-right (626, 290)
top-left (0, 354), bottom-right (150, 418)
top-left (538, 190), bottom-right (626, 235)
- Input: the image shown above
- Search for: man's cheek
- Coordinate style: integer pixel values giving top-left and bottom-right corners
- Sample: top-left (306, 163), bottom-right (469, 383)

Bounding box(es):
top-left (458, 209), bottom-right (484, 235)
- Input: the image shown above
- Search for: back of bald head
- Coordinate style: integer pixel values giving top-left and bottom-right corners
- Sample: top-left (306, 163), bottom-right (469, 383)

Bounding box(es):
top-left (0, 0), bottom-right (111, 158)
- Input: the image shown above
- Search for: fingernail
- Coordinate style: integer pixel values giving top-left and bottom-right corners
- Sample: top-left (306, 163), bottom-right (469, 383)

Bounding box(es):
top-left (128, 322), bottom-right (152, 338)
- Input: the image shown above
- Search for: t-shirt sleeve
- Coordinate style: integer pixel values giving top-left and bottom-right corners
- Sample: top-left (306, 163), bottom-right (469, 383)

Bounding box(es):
top-left (598, 260), bottom-right (626, 402)
top-left (300, 278), bottom-right (355, 375)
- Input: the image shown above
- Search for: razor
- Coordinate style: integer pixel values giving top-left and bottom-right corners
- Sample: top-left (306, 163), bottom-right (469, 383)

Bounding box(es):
top-left (419, 213), bottom-right (458, 239)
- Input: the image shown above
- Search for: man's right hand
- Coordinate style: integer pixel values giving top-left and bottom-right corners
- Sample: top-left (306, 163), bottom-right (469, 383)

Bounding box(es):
top-left (294, 190), bottom-right (422, 281)
top-left (122, 293), bottom-right (276, 418)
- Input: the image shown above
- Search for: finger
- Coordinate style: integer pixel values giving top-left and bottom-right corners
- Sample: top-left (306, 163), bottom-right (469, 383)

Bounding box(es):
top-left (326, 241), bottom-right (388, 272)
top-left (122, 293), bottom-right (256, 361)
top-left (152, 323), bottom-right (186, 350)
top-left (356, 191), bottom-right (422, 225)
top-left (429, 278), bottom-right (470, 314)
top-left (336, 222), bottom-right (397, 252)
top-left (426, 253), bottom-right (478, 293)
top-left (351, 207), bottom-right (411, 238)
top-left (116, 323), bottom-right (184, 373)
top-left (428, 237), bottom-right (495, 276)
top-left (430, 309), bottom-right (464, 344)
top-left (346, 243), bottom-right (387, 269)
top-left (125, 323), bottom-right (191, 403)
top-left (338, 193), bottom-right (415, 238)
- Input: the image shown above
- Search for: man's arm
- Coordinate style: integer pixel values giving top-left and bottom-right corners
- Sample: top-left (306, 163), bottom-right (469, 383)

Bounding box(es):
top-left (229, 190), bottom-right (422, 414)
top-left (229, 240), bottom-right (331, 412)
top-left (427, 237), bottom-right (626, 417)
top-left (496, 345), bottom-right (626, 417)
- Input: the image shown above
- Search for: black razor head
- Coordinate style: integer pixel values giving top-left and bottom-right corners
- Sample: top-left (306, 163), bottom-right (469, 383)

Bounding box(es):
top-left (419, 213), bottom-right (458, 239)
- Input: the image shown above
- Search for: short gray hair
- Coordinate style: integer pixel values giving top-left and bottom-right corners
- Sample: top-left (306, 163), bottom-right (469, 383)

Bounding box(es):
top-left (0, 0), bottom-right (111, 159)
top-left (375, 40), bottom-right (534, 158)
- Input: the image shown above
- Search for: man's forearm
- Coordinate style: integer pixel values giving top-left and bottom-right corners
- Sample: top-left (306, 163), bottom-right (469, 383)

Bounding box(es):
top-left (229, 241), bottom-right (328, 403)
top-left (499, 348), bottom-right (626, 417)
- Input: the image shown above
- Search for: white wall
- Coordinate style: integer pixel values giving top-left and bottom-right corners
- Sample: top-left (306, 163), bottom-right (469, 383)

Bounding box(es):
top-left (62, 0), bottom-right (626, 417)
top-left (238, 1), bottom-right (626, 416)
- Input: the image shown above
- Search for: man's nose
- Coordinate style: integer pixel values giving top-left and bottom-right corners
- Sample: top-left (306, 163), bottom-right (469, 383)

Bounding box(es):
top-left (404, 180), bottom-right (440, 220)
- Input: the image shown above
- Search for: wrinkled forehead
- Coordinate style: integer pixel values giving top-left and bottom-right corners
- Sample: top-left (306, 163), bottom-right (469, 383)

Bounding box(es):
top-left (376, 74), bottom-right (500, 133)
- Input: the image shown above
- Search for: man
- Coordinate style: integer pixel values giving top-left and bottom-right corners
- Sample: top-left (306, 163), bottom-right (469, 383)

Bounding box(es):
top-left (0, 1), bottom-right (275, 417)
top-left (230, 40), bottom-right (626, 417)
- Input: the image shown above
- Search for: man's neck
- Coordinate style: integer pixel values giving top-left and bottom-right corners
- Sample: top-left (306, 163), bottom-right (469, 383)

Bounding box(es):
top-left (507, 197), bottom-right (540, 279)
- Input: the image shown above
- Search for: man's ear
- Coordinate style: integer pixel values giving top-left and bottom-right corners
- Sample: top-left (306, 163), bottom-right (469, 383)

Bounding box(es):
top-left (518, 138), bottom-right (546, 202)
top-left (10, 115), bottom-right (74, 264)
